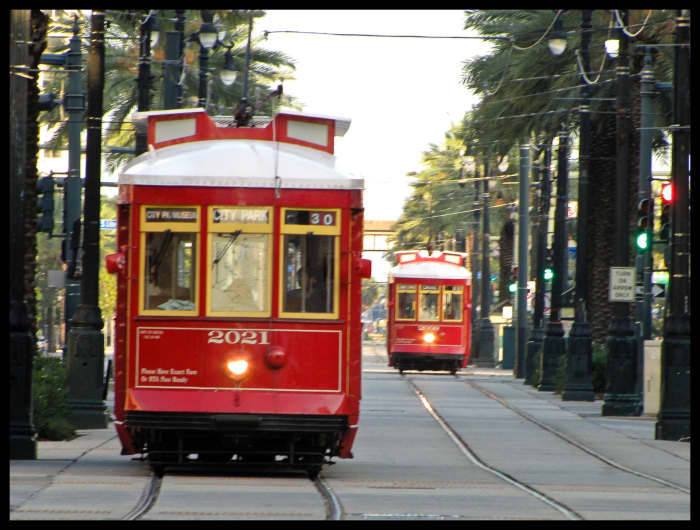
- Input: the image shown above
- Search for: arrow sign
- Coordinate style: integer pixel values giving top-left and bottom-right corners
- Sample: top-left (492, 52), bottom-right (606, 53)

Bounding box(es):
top-left (652, 283), bottom-right (666, 298)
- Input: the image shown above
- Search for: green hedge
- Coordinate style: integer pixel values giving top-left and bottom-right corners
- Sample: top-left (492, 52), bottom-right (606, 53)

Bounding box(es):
top-left (32, 356), bottom-right (77, 440)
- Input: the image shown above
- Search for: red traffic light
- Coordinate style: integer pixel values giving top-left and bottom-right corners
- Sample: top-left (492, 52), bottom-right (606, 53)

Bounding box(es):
top-left (661, 182), bottom-right (673, 202)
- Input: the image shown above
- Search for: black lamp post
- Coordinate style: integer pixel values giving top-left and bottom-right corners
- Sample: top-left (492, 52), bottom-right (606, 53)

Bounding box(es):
top-left (65, 10), bottom-right (108, 429)
top-left (10, 9), bottom-right (37, 459)
top-left (196, 10), bottom-right (219, 109)
top-left (655, 9), bottom-right (690, 441)
top-left (526, 145), bottom-right (552, 385)
top-left (476, 157), bottom-right (496, 368)
top-left (563, 9), bottom-right (594, 401)
top-left (540, 126), bottom-right (569, 391)
top-left (135, 10), bottom-right (158, 155)
top-left (470, 164), bottom-right (481, 363)
top-left (603, 9), bottom-right (641, 416)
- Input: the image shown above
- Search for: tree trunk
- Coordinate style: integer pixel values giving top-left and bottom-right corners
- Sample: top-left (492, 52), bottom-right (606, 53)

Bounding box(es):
top-left (498, 219), bottom-right (515, 307)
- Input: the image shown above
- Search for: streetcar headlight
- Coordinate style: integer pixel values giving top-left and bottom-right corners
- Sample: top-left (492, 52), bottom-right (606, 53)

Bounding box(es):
top-left (226, 359), bottom-right (249, 380)
top-left (422, 332), bottom-right (436, 344)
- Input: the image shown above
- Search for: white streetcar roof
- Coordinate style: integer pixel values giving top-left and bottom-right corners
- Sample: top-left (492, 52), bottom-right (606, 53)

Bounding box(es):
top-left (120, 139), bottom-right (364, 190)
top-left (389, 250), bottom-right (471, 280)
top-left (121, 108), bottom-right (362, 190)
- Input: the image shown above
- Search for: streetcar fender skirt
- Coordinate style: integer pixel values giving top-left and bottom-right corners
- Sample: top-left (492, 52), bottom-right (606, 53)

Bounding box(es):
top-left (124, 388), bottom-right (355, 416)
top-left (114, 420), bottom-right (138, 455)
top-left (338, 426), bottom-right (357, 458)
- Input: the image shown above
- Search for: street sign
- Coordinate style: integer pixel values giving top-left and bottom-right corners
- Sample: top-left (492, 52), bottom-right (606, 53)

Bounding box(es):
top-left (652, 283), bottom-right (666, 298)
top-left (100, 219), bottom-right (117, 230)
top-left (609, 267), bottom-right (636, 302)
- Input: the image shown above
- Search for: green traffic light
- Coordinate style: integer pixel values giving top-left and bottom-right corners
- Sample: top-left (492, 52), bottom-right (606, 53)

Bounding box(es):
top-left (636, 231), bottom-right (649, 251)
top-left (508, 282), bottom-right (517, 294)
top-left (543, 267), bottom-right (554, 281)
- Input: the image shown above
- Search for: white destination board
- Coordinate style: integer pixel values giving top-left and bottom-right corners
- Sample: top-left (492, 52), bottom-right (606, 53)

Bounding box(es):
top-left (609, 267), bottom-right (636, 302)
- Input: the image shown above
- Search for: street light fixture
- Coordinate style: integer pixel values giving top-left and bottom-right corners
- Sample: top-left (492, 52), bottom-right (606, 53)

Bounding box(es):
top-left (548, 13), bottom-right (567, 56)
top-left (220, 48), bottom-right (238, 86)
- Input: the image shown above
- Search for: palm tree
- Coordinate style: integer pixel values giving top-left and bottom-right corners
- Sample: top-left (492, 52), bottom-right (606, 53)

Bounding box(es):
top-left (39, 10), bottom-right (298, 173)
top-left (460, 9), bottom-right (676, 343)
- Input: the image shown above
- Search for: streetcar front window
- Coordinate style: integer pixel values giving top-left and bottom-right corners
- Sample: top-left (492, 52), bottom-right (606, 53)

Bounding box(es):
top-left (396, 285), bottom-right (416, 320)
top-left (210, 233), bottom-right (269, 314)
top-left (419, 285), bottom-right (440, 321)
top-left (442, 285), bottom-right (463, 321)
top-left (144, 231), bottom-right (197, 311)
top-left (282, 234), bottom-right (335, 314)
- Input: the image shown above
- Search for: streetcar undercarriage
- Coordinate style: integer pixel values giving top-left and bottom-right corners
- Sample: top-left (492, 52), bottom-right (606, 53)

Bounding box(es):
top-left (392, 353), bottom-right (463, 374)
top-left (126, 411), bottom-right (348, 476)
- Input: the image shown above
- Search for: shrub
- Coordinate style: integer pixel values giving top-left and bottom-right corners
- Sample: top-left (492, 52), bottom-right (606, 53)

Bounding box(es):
top-left (526, 348), bottom-right (542, 387)
top-left (32, 356), bottom-right (77, 440)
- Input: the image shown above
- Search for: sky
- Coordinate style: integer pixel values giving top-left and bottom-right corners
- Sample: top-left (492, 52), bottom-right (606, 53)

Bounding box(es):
top-left (256, 10), bottom-right (492, 221)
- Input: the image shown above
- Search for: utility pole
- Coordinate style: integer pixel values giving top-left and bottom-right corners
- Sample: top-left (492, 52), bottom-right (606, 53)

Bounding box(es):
top-left (40, 16), bottom-right (85, 351)
top-left (603, 9), bottom-right (641, 416)
top-left (515, 145), bottom-right (530, 378)
top-left (563, 9), bottom-right (594, 401)
top-left (476, 158), bottom-right (496, 367)
top-left (66, 10), bottom-right (108, 429)
top-left (136, 10), bottom-right (156, 155)
top-left (540, 127), bottom-right (569, 391)
top-left (470, 166), bottom-right (481, 362)
top-left (656, 9), bottom-right (690, 441)
top-left (10, 8), bottom-right (37, 459)
top-left (527, 145), bottom-right (551, 385)
top-left (163, 10), bottom-right (186, 110)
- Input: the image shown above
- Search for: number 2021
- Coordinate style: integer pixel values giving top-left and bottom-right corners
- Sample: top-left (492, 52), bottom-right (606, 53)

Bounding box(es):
top-left (207, 329), bottom-right (270, 345)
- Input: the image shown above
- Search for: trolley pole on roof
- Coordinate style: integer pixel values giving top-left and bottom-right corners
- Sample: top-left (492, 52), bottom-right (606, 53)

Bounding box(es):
top-left (65, 10), bottom-right (108, 429)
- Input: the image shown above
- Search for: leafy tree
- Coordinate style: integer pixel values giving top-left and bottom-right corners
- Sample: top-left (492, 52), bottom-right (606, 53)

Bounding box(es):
top-left (460, 9), bottom-right (676, 343)
top-left (39, 10), bottom-right (299, 173)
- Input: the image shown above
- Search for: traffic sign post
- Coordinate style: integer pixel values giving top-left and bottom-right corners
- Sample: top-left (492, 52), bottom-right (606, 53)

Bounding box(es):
top-left (608, 267), bottom-right (636, 303)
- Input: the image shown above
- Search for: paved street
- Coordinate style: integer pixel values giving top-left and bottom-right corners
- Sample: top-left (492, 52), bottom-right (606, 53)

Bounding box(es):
top-left (11, 341), bottom-right (689, 520)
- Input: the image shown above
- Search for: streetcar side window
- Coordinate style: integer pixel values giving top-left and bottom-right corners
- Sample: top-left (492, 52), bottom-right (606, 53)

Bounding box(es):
top-left (442, 285), bottom-right (463, 321)
top-left (140, 205), bottom-right (200, 315)
top-left (279, 208), bottom-right (340, 318)
top-left (207, 207), bottom-right (272, 317)
top-left (419, 285), bottom-right (440, 321)
top-left (396, 284), bottom-right (416, 320)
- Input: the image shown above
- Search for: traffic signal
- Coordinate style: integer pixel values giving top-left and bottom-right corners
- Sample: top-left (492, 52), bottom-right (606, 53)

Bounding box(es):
top-left (36, 175), bottom-right (55, 234)
top-left (508, 267), bottom-right (518, 294)
top-left (659, 183), bottom-right (672, 242)
top-left (543, 249), bottom-right (554, 281)
top-left (635, 197), bottom-right (651, 251)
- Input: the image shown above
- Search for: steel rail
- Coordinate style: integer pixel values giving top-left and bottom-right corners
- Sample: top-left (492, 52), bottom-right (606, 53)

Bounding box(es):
top-left (314, 475), bottom-right (344, 520)
top-left (122, 474), bottom-right (162, 520)
top-left (465, 379), bottom-right (690, 495)
top-left (405, 376), bottom-right (584, 521)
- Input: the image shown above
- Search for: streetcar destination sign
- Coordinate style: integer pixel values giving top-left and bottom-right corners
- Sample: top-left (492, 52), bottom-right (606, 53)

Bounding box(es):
top-left (609, 267), bottom-right (636, 302)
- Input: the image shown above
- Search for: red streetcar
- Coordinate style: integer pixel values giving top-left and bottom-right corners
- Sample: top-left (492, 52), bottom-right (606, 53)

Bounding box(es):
top-left (386, 250), bottom-right (472, 374)
top-left (106, 108), bottom-right (371, 475)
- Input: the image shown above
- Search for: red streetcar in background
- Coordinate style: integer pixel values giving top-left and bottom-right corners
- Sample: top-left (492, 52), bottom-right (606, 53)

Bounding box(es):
top-left (386, 250), bottom-right (472, 374)
top-left (106, 108), bottom-right (371, 475)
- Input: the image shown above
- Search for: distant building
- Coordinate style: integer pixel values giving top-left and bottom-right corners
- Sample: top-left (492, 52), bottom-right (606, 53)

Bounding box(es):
top-left (363, 220), bottom-right (395, 284)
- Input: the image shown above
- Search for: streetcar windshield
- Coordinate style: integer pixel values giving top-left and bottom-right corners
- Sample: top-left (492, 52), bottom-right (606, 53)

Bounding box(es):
top-left (209, 232), bottom-right (269, 314)
top-left (442, 285), bottom-right (463, 321)
top-left (144, 231), bottom-right (197, 311)
top-left (283, 234), bottom-right (335, 314)
top-left (419, 285), bottom-right (440, 321)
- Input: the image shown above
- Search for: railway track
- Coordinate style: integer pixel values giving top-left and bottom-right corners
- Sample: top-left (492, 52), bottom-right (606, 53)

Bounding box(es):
top-left (123, 469), bottom-right (343, 520)
top-left (403, 373), bottom-right (689, 521)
